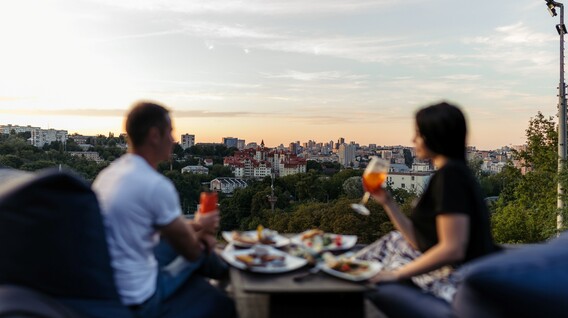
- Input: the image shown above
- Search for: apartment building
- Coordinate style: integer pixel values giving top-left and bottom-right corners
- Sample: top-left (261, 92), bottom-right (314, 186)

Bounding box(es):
top-left (31, 129), bottom-right (68, 148)
top-left (181, 134), bottom-right (195, 149)
top-left (387, 171), bottom-right (432, 194)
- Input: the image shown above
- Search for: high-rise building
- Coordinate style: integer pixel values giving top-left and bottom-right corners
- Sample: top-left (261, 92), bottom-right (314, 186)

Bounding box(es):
top-left (0, 124), bottom-right (39, 135)
top-left (28, 128), bottom-right (68, 148)
top-left (289, 142), bottom-right (299, 155)
top-left (237, 139), bottom-right (245, 150)
top-left (338, 143), bottom-right (356, 167)
top-left (181, 134), bottom-right (195, 149)
top-left (223, 137), bottom-right (239, 149)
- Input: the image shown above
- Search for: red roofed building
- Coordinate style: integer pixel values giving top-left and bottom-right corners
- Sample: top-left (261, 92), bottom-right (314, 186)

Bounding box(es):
top-left (223, 140), bottom-right (307, 178)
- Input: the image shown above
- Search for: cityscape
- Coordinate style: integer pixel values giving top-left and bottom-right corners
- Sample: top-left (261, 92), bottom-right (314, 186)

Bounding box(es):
top-left (0, 1), bottom-right (566, 317)
top-left (0, 123), bottom-right (524, 196)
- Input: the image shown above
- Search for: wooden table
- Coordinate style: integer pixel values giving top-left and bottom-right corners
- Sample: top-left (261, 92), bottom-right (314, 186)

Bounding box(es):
top-left (230, 266), bottom-right (371, 318)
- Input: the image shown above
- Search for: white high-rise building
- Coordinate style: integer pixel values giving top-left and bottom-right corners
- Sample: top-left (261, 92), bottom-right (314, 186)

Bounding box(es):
top-left (181, 134), bottom-right (195, 149)
top-left (338, 143), bottom-right (356, 167)
top-left (237, 139), bottom-right (245, 150)
top-left (30, 129), bottom-right (68, 148)
top-left (1, 125), bottom-right (68, 148)
top-left (0, 124), bottom-right (39, 135)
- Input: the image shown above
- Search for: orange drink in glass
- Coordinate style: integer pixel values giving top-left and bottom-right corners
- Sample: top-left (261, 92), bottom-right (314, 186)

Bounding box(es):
top-left (351, 156), bottom-right (390, 215)
top-left (199, 192), bottom-right (218, 214)
top-left (363, 171), bottom-right (388, 193)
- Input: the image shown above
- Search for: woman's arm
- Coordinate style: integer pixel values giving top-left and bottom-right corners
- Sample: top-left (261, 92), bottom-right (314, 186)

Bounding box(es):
top-left (372, 189), bottom-right (418, 249)
top-left (370, 213), bottom-right (470, 283)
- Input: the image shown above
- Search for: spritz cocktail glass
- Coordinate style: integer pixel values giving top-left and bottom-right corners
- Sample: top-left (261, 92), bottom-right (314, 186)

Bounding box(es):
top-left (351, 156), bottom-right (390, 215)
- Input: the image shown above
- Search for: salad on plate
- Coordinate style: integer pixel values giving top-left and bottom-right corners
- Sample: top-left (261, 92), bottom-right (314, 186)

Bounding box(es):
top-left (291, 229), bottom-right (357, 252)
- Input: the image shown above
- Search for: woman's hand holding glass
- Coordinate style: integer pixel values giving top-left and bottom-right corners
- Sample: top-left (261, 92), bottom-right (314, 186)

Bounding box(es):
top-left (351, 156), bottom-right (390, 215)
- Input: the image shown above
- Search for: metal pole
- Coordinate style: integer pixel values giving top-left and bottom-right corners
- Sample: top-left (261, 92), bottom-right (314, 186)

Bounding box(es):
top-left (558, 3), bottom-right (566, 232)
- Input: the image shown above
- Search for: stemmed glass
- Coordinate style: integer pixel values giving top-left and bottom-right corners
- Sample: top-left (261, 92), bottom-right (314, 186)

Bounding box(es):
top-left (350, 156), bottom-right (390, 215)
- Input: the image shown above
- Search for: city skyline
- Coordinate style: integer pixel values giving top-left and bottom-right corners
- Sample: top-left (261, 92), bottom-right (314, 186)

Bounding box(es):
top-left (0, 1), bottom-right (561, 149)
top-left (0, 122), bottom-right (521, 151)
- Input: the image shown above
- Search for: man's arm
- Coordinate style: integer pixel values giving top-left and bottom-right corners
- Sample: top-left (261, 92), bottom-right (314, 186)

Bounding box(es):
top-left (159, 216), bottom-right (204, 261)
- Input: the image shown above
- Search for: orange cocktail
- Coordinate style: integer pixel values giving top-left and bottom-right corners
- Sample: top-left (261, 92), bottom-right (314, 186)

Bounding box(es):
top-left (363, 171), bottom-right (387, 193)
top-left (199, 192), bottom-right (218, 214)
top-left (351, 156), bottom-right (390, 215)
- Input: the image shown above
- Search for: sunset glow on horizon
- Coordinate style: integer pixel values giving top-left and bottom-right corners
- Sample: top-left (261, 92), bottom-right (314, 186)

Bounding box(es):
top-left (0, 1), bottom-right (561, 150)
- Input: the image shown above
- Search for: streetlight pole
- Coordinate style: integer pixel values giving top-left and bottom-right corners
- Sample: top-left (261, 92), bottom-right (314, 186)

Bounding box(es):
top-left (546, 0), bottom-right (567, 232)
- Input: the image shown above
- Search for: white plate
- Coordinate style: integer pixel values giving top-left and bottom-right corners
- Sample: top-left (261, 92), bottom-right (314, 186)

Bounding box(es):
top-left (221, 245), bottom-right (307, 273)
top-left (321, 260), bottom-right (382, 282)
top-left (290, 231), bottom-right (357, 252)
top-left (222, 230), bottom-right (290, 248)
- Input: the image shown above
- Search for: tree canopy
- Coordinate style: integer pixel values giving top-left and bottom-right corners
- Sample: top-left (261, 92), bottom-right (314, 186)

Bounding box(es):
top-left (491, 112), bottom-right (566, 243)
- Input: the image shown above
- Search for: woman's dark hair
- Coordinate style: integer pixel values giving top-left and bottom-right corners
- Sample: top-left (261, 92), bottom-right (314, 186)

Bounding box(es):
top-left (125, 101), bottom-right (170, 148)
top-left (415, 101), bottom-right (467, 161)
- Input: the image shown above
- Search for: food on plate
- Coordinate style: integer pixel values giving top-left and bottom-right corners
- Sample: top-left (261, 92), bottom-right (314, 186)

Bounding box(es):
top-left (287, 244), bottom-right (318, 265)
top-left (300, 229), bottom-right (344, 251)
top-left (235, 254), bottom-right (255, 266)
top-left (301, 229), bottom-right (324, 240)
top-left (231, 231), bottom-right (258, 245)
top-left (322, 252), bottom-right (370, 276)
top-left (230, 226), bottom-right (277, 245)
top-left (234, 246), bottom-right (286, 267)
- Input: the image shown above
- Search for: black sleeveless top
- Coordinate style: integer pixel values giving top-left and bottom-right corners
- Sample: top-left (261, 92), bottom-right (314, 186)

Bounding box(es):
top-left (410, 160), bottom-right (499, 263)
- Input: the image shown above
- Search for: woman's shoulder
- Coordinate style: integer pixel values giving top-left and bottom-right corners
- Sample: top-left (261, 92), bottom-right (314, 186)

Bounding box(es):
top-left (438, 159), bottom-right (470, 174)
top-left (435, 160), bottom-right (476, 185)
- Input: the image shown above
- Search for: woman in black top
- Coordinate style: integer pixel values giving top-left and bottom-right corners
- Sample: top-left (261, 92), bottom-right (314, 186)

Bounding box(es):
top-left (356, 101), bottom-right (499, 302)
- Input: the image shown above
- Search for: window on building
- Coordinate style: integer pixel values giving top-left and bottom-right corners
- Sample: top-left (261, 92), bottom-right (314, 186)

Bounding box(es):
top-left (401, 183), bottom-right (405, 188)
top-left (411, 184), bottom-right (415, 189)
top-left (411, 176), bottom-right (415, 181)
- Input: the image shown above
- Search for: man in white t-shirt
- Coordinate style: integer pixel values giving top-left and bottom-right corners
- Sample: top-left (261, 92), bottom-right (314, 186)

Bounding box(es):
top-left (93, 101), bottom-right (235, 317)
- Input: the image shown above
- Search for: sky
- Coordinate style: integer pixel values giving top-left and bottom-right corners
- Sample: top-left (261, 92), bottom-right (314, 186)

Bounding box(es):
top-left (0, 0), bottom-right (563, 149)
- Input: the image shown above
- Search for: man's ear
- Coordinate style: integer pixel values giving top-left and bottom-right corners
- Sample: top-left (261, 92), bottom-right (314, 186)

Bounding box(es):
top-left (147, 126), bottom-right (161, 146)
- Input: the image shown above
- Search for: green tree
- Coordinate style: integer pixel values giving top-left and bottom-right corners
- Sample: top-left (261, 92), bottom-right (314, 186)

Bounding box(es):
top-left (163, 170), bottom-right (205, 214)
top-left (0, 154), bottom-right (24, 168)
top-left (173, 143), bottom-right (184, 159)
top-left (479, 164), bottom-right (521, 198)
top-left (492, 112), bottom-right (563, 243)
top-left (65, 138), bottom-right (83, 151)
top-left (209, 164), bottom-right (234, 179)
top-left (342, 176), bottom-right (363, 199)
top-left (468, 158), bottom-right (485, 180)
top-left (20, 160), bottom-right (57, 171)
top-left (306, 160), bottom-right (323, 173)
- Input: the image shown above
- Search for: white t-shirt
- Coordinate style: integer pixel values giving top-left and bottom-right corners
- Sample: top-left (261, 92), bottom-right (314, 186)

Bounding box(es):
top-left (92, 154), bottom-right (181, 305)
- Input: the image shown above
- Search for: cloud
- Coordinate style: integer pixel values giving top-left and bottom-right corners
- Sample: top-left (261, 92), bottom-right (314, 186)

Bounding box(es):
top-left (88, 0), bottom-right (402, 15)
top-left (0, 109), bottom-right (126, 117)
top-left (92, 29), bottom-right (184, 43)
top-left (182, 21), bottom-right (281, 40)
top-left (465, 22), bottom-right (555, 46)
top-left (0, 105), bottom-right (407, 125)
top-left (262, 70), bottom-right (367, 81)
top-left (438, 74), bottom-right (482, 81)
top-left (0, 108), bottom-right (258, 118)
top-left (0, 96), bottom-right (26, 102)
top-left (179, 20), bottom-right (438, 63)
top-left (173, 110), bottom-right (255, 118)
top-left (462, 22), bottom-right (557, 74)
